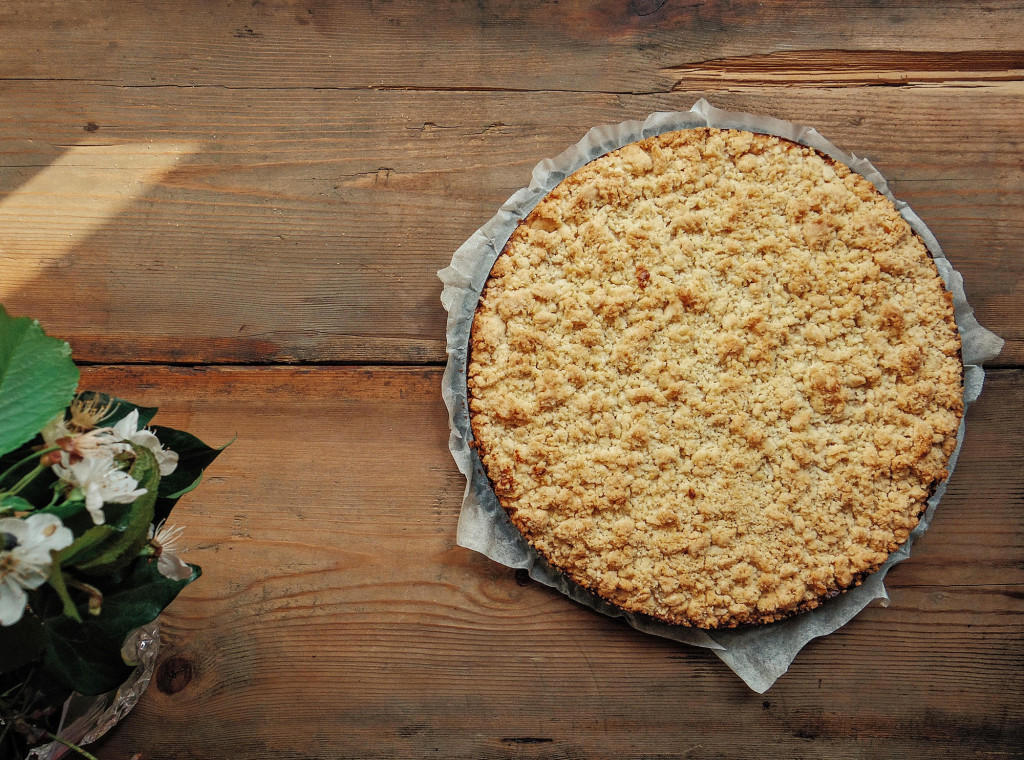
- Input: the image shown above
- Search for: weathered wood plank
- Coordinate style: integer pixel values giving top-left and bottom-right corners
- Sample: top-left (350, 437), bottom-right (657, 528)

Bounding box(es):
top-left (98, 584), bottom-right (1024, 760)
top-left (59, 364), bottom-right (1020, 759)
top-left (2, 2), bottom-right (1018, 757)
top-left (2, 84), bottom-right (1020, 365)
top-left (667, 49), bottom-right (1024, 87)
top-left (1, 0), bottom-right (1022, 90)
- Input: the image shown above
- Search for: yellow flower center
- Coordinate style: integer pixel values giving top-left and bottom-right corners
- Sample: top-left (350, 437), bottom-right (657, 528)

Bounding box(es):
top-left (68, 394), bottom-right (116, 432)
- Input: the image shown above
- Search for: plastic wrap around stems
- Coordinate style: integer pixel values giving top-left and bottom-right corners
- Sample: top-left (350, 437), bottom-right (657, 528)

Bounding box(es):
top-left (439, 99), bottom-right (1005, 693)
top-left (28, 622), bottom-right (160, 760)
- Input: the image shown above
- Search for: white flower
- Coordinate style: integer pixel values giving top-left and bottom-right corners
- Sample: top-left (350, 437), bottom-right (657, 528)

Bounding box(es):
top-left (54, 457), bottom-right (147, 525)
top-left (148, 522), bottom-right (192, 581)
top-left (40, 414), bottom-right (72, 447)
top-left (0, 514), bottom-right (74, 626)
top-left (41, 413), bottom-right (123, 464)
top-left (67, 393), bottom-right (116, 432)
top-left (112, 410), bottom-right (178, 476)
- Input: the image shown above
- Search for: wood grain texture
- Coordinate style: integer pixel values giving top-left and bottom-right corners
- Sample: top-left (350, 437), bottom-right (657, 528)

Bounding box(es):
top-left (1, 2), bottom-right (1020, 757)
top-left (2, 1), bottom-right (1024, 90)
top-left (1, 83), bottom-right (1020, 365)
top-left (61, 365), bottom-right (1021, 760)
top-left (667, 50), bottom-right (1024, 87)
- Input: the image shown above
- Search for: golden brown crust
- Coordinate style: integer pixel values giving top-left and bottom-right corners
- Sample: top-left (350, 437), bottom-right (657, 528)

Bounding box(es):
top-left (468, 128), bottom-right (963, 629)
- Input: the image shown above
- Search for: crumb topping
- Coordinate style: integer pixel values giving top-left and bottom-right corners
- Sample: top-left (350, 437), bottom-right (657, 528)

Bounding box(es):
top-left (468, 128), bottom-right (963, 628)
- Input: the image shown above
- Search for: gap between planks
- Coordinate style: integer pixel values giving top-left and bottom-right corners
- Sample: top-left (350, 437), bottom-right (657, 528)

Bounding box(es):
top-left (4, 47), bottom-right (1024, 94)
top-left (0, 80), bottom-right (1021, 95)
top-left (73, 359), bottom-right (451, 369)
top-left (665, 49), bottom-right (1024, 88)
top-left (74, 360), bottom-right (1024, 370)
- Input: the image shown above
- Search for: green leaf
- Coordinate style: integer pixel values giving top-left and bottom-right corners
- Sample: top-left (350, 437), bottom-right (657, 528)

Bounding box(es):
top-left (72, 390), bottom-right (158, 429)
top-left (0, 612), bottom-right (45, 673)
top-left (73, 447), bottom-right (160, 575)
top-left (0, 494), bottom-right (32, 514)
top-left (0, 305), bottom-right (79, 458)
top-left (0, 443), bottom-right (61, 507)
top-left (58, 524), bottom-right (118, 568)
top-left (163, 471), bottom-right (204, 501)
top-left (151, 427), bottom-right (226, 497)
top-left (41, 558), bottom-right (198, 695)
top-left (46, 561), bottom-right (83, 623)
top-left (88, 557), bottom-right (199, 644)
top-left (151, 426), bottom-right (229, 522)
top-left (39, 496), bottom-right (88, 522)
top-left (42, 616), bottom-right (135, 696)
top-left (101, 445), bottom-right (160, 532)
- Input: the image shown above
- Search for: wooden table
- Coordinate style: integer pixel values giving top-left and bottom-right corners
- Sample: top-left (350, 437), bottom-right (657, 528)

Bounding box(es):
top-left (2, 2), bottom-right (1021, 758)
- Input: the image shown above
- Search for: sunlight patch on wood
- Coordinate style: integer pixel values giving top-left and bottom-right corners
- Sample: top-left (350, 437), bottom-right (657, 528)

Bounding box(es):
top-left (0, 141), bottom-right (199, 300)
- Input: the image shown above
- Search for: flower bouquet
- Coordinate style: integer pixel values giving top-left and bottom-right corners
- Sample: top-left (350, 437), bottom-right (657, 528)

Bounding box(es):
top-left (0, 306), bottom-right (224, 759)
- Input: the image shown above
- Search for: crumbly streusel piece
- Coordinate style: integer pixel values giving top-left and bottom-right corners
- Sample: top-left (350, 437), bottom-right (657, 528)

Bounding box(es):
top-left (468, 128), bottom-right (962, 628)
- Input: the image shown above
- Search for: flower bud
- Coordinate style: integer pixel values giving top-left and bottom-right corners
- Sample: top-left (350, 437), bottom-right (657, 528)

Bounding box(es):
top-left (40, 449), bottom-right (63, 466)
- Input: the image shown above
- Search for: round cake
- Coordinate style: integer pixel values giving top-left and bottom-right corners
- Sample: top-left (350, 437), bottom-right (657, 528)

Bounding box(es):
top-left (467, 127), bottom-right (963, 628)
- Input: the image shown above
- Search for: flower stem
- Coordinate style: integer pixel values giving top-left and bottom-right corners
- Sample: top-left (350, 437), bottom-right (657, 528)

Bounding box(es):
top-left (0, 670), bottom-right (36, 751)
top-left (0, 446), bottom-right (58, 488)
top-left (0, 464), bottom-right (47, 501)
top-left (44, 487), bottom-right (62, 509)
top-left (39, 497), bottom-right (84, 522)
top-left (66, 578), bottom-right (104, 616)
top-left (44, 732), bottom-right (103, 760)
top-left (0, 714), bottom-right (12, 751)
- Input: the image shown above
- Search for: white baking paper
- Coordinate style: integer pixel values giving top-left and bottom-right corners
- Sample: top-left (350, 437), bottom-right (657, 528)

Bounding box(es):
top-left (438, 99), bottom-right (1004, 693)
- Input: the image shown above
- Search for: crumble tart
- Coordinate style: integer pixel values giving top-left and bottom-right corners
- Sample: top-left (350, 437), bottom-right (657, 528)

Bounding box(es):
top-left (467, 127), bottom-right (963, 629)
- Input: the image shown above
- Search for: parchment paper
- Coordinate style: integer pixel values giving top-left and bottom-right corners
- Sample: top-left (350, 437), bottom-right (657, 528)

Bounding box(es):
top-left (438, 99), bottom-right (1004, 693)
